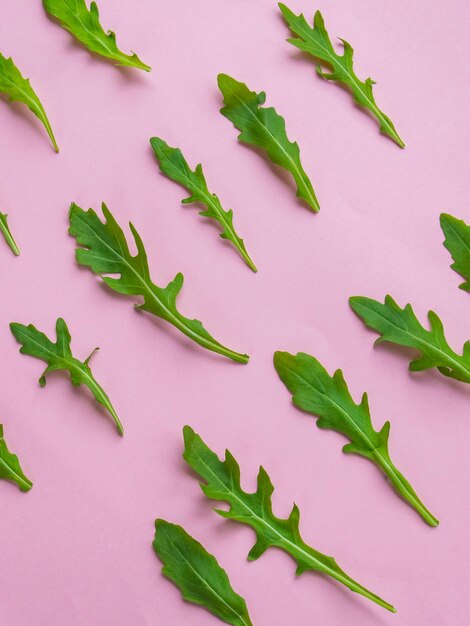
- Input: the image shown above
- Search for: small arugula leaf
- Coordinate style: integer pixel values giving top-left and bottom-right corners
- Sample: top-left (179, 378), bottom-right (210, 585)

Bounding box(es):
top-left (0, 53), bottom-right (59, 152)
top-left (69, 202), bottom-right (248, 363)
top-left (350, 295), bottom-right (470, 384)
top-left (440, 213), bottom-right (470, 292)
top-left (274, 351), bottom-right (438, 527)
top-left (153, 519), bottom-right (253, 626)
top-left (0, 213), bottom-right (20, 256)
top-left (43, 0), bottom-right (151, 72)
top-left (217, 73), bottom-right (319, 212)
top-left (279, 4), bottom-right (404, 148)
top-left (183, 425), bottom-right (395, 613)
top-left (10, 318), bottom-right (123, 435)
top-left (150, 137), bottom-right (257, 273)
top-left (0, 425), bottom-right (32, 492)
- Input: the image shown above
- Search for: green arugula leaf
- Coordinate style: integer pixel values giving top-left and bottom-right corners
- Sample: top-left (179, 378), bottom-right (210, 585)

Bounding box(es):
top-left (279, 4), bottom-right (404, 148)
top-left (217, 73), bottom-right (319, 212)
top-left (0, 213), bottom-right (20, 256)
top-left (43, 0), bottom-right (151, 72)
top-left (0, 425), bottom-right (32, 492)
top-left (440, 213), bottom-right (470, 292)
top-left (0, 53), bottom-right (59, 152)
top-left (150, 137), bottom-right (257, 273)
top-left (153, 519), bottom-right (253, 626)
top-left (274, 351), bottom-right (438, 527)
top-left (10, 318), bottom-right (123, 435)
top-left (350, 295), bottom-right (470, 384)
top-left (183, 425), bottom-right (395, 613)
top-left (69, 202), bottom-right (249, 363)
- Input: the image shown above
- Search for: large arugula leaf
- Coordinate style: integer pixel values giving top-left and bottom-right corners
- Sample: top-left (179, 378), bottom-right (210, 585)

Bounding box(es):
top-left (0, 53), bottom-right (59, 152)
top-left (150, 137), bottom-right (257, 273)
top-left (274, 351), bottom-right (438, 527)
top-left (440, 213), bottom-right (470, 292)
top-left (0, 213), bottom-right (20, 256)
top-left (69, 203), bottom-right (249, 363)
top-left (153, 519), bottom-right (253, 626)
top-left (218, 73), bottom-right (319, 212)
top-left (279, 4), bottom-right (404, 148)
top-left (183, 425), bottom-right (395, 613)
top-left (350, 295), bottom-right (470, 384)
top-left (10, 318), bottom-right (123, 435)
top-left (43, 0), bottom-right (151, 72)
top-left (0, 425), bottom-right (32, 492)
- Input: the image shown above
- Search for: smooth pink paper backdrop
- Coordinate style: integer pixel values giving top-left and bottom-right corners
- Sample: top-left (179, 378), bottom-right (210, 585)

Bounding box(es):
top-left (1, 1), bottom-right (469, 624)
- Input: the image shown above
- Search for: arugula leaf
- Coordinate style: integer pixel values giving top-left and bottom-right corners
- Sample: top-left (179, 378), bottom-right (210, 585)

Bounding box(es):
top-left (183, 425), bottom-right (395, 613)
top-left (150, 137), bottom-right (257, 273)
top-left (69, 203), bottom-right (249, 363)
top-left (0, 213), bottom-right (20, 256)
top-left (440, 213), bottom-right (470, 292)
top-left (43, 0), bottom-right (151, 72)
top-left (274, 351), bottom-right (438, 527)
top-left (153, 519), bottom-right (253, 626)
top-left (10, 318), bottom-right (123, 435)
top-left (0, 53), bottom-right (59, 152)
top-left (0, 425), bottom-right (32, 492)
top-left (279, 4), bottom-right (404, 148)
top-left (350, 295), bottom-right (470, 384)
top-left (217, 73), bottom-right (319, 212)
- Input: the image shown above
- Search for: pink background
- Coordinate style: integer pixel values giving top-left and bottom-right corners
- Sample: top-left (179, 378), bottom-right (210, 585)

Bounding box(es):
top-left (0, 1), bottom-right (469, 624)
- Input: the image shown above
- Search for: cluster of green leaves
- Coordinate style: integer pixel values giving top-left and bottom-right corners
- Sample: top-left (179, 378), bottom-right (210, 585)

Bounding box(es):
top-left (0, 53), bottom-right (58, 152)
top-left (183, 425), bottom-right (395, 612)
top-left (153, 520), bottom-right (253, 626)
top-left (218, 73), bottom-right (319, 212)
top-left (440, 213), bottom-right (470, 292)
top-left (43, 0), bottom-right (151, 71)
top-left (0, 213), bottom-right (20, 256)
top-left (279, 4), bottom-right (404, 148)
top-left (68, 202), bottom-right (249, 363)
top-left (150, 137), bottom-right (257, 272)
top-left (350, 295), bottom-right (470, 385)
top-left (10, 318), bottom-right (123, 435)
top-left (274, 351), bottom-right (438, 526)
top-left (0, 425), bottom-right (32, 492)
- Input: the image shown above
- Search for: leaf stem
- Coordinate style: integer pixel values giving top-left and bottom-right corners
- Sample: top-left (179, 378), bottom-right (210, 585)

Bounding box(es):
top-left (86, 375), bottom-right (124, 436)
top-left (0, 213), bottom-right (20, 255)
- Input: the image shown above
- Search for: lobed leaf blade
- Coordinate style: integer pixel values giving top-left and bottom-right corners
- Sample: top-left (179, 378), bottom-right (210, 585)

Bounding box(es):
top-left (350, 295), bottom-right (470, 384)
top-left (279, 3), bottom-right (404, 148)
top-left (440, 213), bottom-right (470, 292)
top-left (10, 318), bottom-right (123, 435)
top-left (0, 425), bottom-right (32, 492)
top-left (43, 0), bottom-right (151, 72)
top-left (150, 137), bottom-right (257, 272)
top-left (183, 425), bottom-right (395, 613)
top-left (217, 73), bottom-right (319, 212)
top-left (0, 53), bottom-right (59, 152)
top-left (153, 519), bottom-right (253, 626)
top-left (274, 351), bottom-right (438, 526)
top-left (68, 202), bottom-right (249, 363)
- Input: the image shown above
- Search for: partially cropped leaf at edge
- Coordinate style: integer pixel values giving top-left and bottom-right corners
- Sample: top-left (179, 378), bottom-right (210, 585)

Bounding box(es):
top-left (350, 295), bottom-right (470, 385)
top-left (150, 137), bottom-right (257, 272)
top-left (0, 53), bottom-right (59, 152)
top-left (10, 318), bottom-right (123, 435)
top-left (0, 425), bottom-right (32, 492)
top-left (43, 0), bottom-right (151, 72)
top-left (274, 351), bottom-right (438, 527)
top-left (0, 213), bottom-right (20, 255)
top-left (183, 425), bottom-right (395, 613)
top-left (153, 519), bottom-right (253, 626)
top-left (218, 73), bottom-right (319, 212)
top-left (440, 213), bottom-right (470, 292)
top-left (279, 3), bottom-right (404, 148)
top-left (68, 202), bottom-right (248, 363)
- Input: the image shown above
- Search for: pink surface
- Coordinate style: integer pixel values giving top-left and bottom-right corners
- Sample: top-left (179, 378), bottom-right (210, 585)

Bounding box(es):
top-left (0, 0), bottom-right (469, 624)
